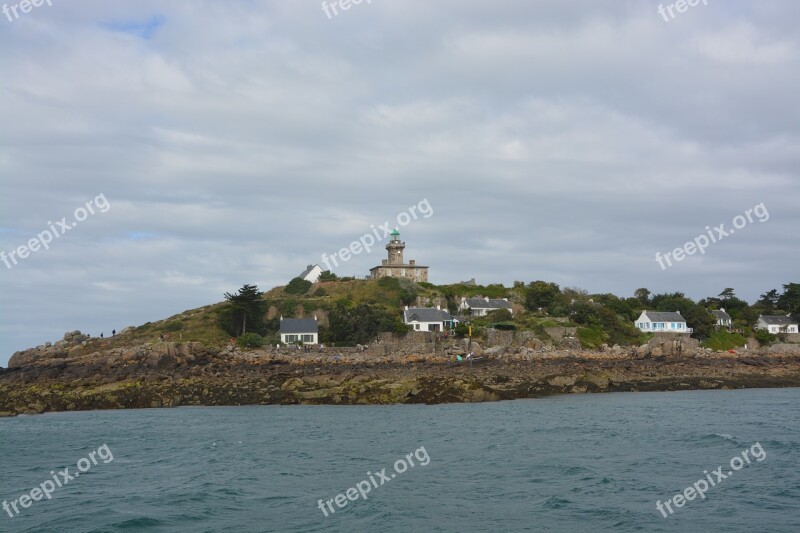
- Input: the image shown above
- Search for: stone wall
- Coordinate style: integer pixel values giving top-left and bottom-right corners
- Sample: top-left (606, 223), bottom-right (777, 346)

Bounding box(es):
top-left (545, 327), bottom-right (577, 340)
top-left (486, 330), bottom-right (514, 347)
top-left (646, 333), bottom-right (700, 357)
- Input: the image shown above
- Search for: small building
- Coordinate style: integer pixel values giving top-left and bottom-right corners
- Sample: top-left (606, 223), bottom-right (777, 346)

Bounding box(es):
top-left (634, 311), bottom-right (691, 333)
top-left (711, 308), bottom-right (733, 330)
top-left (298, 264), bottom-right (323, 283)
top-left (369, 229), bottom-right (429, 282)
top-left (459, 297), bottom-right (513, 317)
top-left (404, 306), bottom-right (458, 332)
top-left (279, 316), bottom-right (319, 345)
top-left (755, 315), bottom-right (799, 334)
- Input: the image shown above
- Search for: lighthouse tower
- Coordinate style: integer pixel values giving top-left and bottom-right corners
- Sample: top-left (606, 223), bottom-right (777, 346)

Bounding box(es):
top-left (369, 229), bottom-right (429, 282)
top-left (386, 229), bottom-right (405, 264)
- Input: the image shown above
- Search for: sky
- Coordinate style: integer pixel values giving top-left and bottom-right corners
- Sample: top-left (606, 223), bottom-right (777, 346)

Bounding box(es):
top-left (1, 0), bottom-right (798, 366)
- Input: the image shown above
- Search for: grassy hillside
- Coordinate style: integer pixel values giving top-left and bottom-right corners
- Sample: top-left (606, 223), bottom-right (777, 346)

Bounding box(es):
top-left (99, 277), bottom-right (651, 350)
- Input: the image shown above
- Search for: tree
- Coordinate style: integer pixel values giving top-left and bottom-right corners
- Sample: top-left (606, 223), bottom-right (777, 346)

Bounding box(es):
top-left (568, 301), bottom-right (600, 326)
top-left (719, 288), bottom-right (736, 301)
top-left (755, 289), bottom-right (780, 313)
top-left (285, 277), bottom-right (312, 295)
top-left (684, 306), bottom-right (715, 339)
top-left (324, 303), bottom-right (406, 345)
top-left (318, 270), bottom-right (339, 282)
top-left (634, 288), bottom-right (651, 306)
top-left (220, 284), bottom-right (265, 337)
top-left (524, 281), bottom-right (561, 311)
top-left (485, 308), bottom-right (513, 322)
top-left (651, 292), bottom-right (694, 315)
top-left (237, 333), bottom-right (265, 349)
top-left (778, 283), bottom-right (800, 316)
top-left (595, 306), bottom-right (644, 346)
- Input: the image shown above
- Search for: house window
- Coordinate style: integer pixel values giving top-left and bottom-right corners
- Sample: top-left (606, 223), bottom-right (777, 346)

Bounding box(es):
top-left (301, 334), bottom-right (314, 343)
top-left (285, 335), bottom-right (298, 343)
top-left (414, 324), bottom-right (420, 330)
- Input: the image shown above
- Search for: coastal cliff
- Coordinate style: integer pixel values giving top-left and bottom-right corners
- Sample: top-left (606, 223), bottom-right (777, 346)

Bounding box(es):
top-left (2, 335), bottom-right (800, 416)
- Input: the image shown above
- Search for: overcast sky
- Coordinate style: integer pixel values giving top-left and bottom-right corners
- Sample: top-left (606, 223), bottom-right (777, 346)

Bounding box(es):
top-left (1, 0), bottom-right (798, 365)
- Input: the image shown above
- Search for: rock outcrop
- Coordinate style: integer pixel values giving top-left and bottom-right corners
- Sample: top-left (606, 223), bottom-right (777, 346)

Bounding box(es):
top-left (2, 334), bottom-right (799, 416)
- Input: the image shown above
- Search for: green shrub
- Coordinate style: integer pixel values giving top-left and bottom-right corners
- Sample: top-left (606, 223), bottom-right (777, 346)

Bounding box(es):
top-left (162, 321), bottom-right (185, 332)
top-left (485, 308), bottom-right (513, 322)
top-left (285, 277), bottom-right (312, 295)
top-left (313, 288), bottom-right (327, 297)
top-left (318, 271), bottom-right (338, 282)
top-left (702, 330), bottom-right (746, 351)
top-left (237, 333), bottom-right (265, 348)
top-left (378, 277), bottom-right (400, 290)
top-left (753, 329), bottom-right (777, 346)
top-left (577, 326), bottom-right (608, 348)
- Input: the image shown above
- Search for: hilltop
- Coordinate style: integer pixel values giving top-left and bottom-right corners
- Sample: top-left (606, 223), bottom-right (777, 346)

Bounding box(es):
top-left (10, 277), bottom-right (794, 359)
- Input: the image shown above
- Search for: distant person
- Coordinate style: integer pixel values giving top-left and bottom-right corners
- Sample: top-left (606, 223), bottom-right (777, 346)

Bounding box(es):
top-left (100, 332), bottom-right (104, 339)
top-left (112, 329), bottom-right (116, 336)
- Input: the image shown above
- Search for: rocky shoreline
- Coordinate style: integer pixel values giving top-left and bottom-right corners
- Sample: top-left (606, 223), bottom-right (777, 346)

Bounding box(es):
top-left (2, 334), bottom-right (800, 416)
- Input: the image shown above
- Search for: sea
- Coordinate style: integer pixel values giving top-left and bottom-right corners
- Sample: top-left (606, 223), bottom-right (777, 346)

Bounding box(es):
top-left (1, 388), bottom-right (798, 532)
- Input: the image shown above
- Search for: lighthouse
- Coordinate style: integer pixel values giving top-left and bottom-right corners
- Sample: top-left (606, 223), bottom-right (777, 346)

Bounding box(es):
top-left (369, 229), bottom-right (429, 282)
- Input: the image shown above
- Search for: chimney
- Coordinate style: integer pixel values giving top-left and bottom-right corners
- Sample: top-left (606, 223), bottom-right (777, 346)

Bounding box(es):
top-left (404, 305), bottom-right (408, 310)
top-left (676, 310), bottom-right (681, 314)
top-left (720, 308), bottom-right (725, 312)
top-left (485, 297), bottom-right (489, 302)
top-left (436, 305), bottom-right (440, 310)
top-left (280, 315), bottom-right (283, 321)
top-left (314, 314), bottom-right (317, 321)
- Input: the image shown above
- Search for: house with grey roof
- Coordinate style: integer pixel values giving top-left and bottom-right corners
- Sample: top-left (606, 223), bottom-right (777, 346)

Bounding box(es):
top-left (634, 310), bottom-right (691, 334)
top-left (403, 306), bottom-right (458, 332)
top-left (279, 316), bottom-right (319, 344)
top-left (298, 264), bottom-right (323, 283)
top-left (755, 315), bottom-right (799, 334)
top-left (458, 297), bottom-right (513, 317)
top-left (711, 309), bottom-right (733, 330)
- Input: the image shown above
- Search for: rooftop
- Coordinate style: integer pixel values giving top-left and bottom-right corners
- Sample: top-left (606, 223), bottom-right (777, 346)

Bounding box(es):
top-left (279, 318), bottom-right (319, 334)
top-left (641, 311), bottom-right (686, 323)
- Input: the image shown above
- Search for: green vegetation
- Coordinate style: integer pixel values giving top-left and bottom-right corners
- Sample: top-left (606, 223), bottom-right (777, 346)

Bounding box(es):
top-left (754, 330), bottom-right (777, 346)
top-left (702, 330), bottom-right (746, 351)
top-left (237, 333), bottom-right (265, 349)
top-left (318, 270), bottom-right (338, 282)
top-left (285, 277), bottom-right (312, 295)
top-left (219, 284), bottom-right (266, 336)
top-left (101, 278), bottom-right (797, 353)
top-left (577, 326), bottom-right (607, 349)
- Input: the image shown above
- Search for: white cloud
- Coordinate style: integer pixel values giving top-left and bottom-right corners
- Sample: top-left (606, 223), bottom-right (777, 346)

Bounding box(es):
top-left (1, 0), bottom-right (798, 365)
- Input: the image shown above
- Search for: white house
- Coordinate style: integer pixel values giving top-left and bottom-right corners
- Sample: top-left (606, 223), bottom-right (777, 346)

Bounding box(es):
top-left (459, 297), bottom-right (513, 317)
top-left (279, 316), bottom-right (319, 344)
top-left (404, 306), bottom-right (458, 332)
top-left (755, 315), bottom-right (799, 334)
top-left (711, 309), bottom-right (733, 330)
top-left (298, 264), bottom-right (323, 283)
top-left (634, 311), bottom-right (691, 333)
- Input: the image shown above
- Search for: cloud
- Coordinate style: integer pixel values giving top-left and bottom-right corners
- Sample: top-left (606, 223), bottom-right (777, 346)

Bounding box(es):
top-left (1, 0), bottom-right (798, 365)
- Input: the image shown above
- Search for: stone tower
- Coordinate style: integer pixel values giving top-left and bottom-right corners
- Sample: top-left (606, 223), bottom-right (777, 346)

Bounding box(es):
top-left (368, 229), bottom-right (429, 282)
top-left (386, 229), bottom-right (405, 264)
